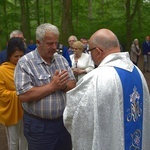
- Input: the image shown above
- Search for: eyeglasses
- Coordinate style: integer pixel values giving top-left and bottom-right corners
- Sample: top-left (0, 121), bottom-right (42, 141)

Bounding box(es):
top-left (87, 47), bottom-right (103, 52)
top-left (87, 47), bottom-right (96, 52)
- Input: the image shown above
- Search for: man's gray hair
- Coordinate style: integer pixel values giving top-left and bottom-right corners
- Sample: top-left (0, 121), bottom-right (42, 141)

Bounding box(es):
top-left (68, 35), bottom-right (78, 41)
top-left (10, 30), bottom-right (23, 39)
top-left (36, 23), bottom-right (60, 42)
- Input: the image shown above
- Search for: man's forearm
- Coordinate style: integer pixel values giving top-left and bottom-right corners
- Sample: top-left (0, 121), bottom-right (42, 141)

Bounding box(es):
top-left (19, 80), bottom-right (76, 102)
top-left (18, 82), bottom-right (56, 102)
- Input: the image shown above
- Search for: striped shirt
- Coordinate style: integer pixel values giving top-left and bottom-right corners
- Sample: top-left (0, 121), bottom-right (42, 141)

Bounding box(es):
top-left (15, 49), bottom-right (75, 119)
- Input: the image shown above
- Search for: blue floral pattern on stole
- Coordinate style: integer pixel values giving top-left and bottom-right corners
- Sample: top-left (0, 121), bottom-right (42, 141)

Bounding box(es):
top-left (129, 129), bottom-right (141, 150)
top-left (127, 86), bottom-right (142, 122)
top-left (127, 86), bottom-right (142, 150)
top-left (114, 66), bottom-right (143, 150)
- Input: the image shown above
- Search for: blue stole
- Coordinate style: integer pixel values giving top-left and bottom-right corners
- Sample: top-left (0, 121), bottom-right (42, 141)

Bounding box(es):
top-left (115, 66), bottom-right (143, 150)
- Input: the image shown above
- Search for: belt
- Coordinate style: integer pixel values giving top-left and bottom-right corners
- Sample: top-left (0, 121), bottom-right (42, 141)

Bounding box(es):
top-left (24, 110), bottom-right (63, 122)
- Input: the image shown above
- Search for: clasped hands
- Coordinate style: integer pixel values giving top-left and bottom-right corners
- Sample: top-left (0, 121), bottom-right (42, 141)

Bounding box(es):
top-left (51, 70), bottom-right (69, 91)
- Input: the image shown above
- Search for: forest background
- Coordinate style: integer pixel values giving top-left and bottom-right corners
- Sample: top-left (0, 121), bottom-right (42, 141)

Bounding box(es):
top-left (0, 0), bottom-right (150, 52)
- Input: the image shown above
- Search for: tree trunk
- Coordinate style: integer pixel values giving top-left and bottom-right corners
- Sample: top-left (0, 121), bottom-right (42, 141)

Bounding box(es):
top-left (138, 0), bottom-right (142, 32)
top-left (19, 0), bottom-right (30, 44)
top-left (26, 0), bottom-right (31, 40)
top-left (36, 0), bottom-right (40, 25)
top-left (75, 0), bottom-right (79, 25)
top-left (125, 0), bottom-right (141, 52)
top-left (60, 0), bottom-right (73, 46)
top-left (50, 0), bottom-right (54, 24)
top-left (3, 0), bottom-right (8, 40)
top-left (125, 0), bottom-right (132, 52)
top-left (43, 0), bottom-right (46, 23)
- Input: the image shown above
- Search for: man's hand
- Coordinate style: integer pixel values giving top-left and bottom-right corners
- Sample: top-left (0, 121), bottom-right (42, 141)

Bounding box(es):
top-left (50, 70), bottom-right (69, 91)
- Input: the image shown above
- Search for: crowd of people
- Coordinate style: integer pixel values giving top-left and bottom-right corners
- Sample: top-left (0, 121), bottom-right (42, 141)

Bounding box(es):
top-left (0, 23), bottom-right (150, 150)
top-left (130, 36), bottom-right (150, 72)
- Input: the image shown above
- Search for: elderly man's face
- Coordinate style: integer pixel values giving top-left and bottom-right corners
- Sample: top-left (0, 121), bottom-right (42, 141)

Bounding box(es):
top-left (37, 32), bottom-right (59, 61)
top-left (68, 37), bottom-right (76, 48)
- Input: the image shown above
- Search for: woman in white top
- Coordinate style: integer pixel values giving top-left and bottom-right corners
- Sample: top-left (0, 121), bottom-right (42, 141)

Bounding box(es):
top-left (70, 41), bottom-right (95, 81)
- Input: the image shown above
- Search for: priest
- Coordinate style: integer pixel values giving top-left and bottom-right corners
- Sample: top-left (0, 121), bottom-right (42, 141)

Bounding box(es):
top-left (63, 29), bottom-right (150, 150)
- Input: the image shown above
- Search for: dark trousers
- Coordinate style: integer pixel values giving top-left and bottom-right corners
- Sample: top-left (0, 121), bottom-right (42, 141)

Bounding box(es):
top-left (23, 113), bottom-right (72, 150)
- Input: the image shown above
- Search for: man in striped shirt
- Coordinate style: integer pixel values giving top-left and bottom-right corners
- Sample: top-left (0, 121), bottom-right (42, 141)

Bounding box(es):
top-left (14, 23), bottom-right (76, 150)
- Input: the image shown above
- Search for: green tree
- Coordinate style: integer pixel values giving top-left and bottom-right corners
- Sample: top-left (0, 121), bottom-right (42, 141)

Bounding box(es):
top-left (125, 0), bottom-right (142, 51)
top-left (60, 0), bottom-right (73, 45)
top-left (19, 0), bottom-right (30, 43)
top-left (0, 0), bottom-right (150, 51)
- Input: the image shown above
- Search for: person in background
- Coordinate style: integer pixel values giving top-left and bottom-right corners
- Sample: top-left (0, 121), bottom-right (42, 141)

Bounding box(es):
top-left (0, 30), bottom-right (33, 65)
top-left (0, 37), bottom-right (28, 150)
top-left (68, 35), bottom-right (77, 55)
top-left (130, 38), bottom-right (141, 66)
top-left (119, 43), bottom-right (124, 52)
top-left (142, 36), bottom-right (150, 72)
top-left (27, 39), bottom-right (37, 50)
top-left (80, 37), bottom-right (89, 53)
top-left (56, 43), bottom-right (72, 67)
top-left (70, 41), bottom-right (94, 81)
top-left (0, 49), bottom-right (7, 65)
top-left (14, 23), bottom-right (76, 150)
top-left (63, 29), bottom-right (150, 150)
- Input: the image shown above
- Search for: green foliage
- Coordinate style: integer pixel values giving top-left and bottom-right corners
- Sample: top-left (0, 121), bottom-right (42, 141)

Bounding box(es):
top-left (72, 0), bottom-right (127, 43)
top-left (0, 0), bottom-right (150, 51)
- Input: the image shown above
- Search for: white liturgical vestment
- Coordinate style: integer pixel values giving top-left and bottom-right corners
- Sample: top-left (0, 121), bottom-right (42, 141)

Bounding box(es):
top-left (63, 52), bottom-right (150, 150)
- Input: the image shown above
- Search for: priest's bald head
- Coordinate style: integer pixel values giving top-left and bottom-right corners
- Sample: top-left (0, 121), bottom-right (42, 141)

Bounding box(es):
top-left (88, 29), bottom-right (120, 66)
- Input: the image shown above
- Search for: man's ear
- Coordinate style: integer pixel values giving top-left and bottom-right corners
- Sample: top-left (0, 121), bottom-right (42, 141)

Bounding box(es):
top-left (36, 40), bottom-right (41, 44)
top-left (96, 47), bottom-right (102, 57)
top-left (36, 40), bottom-right (40, 46)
